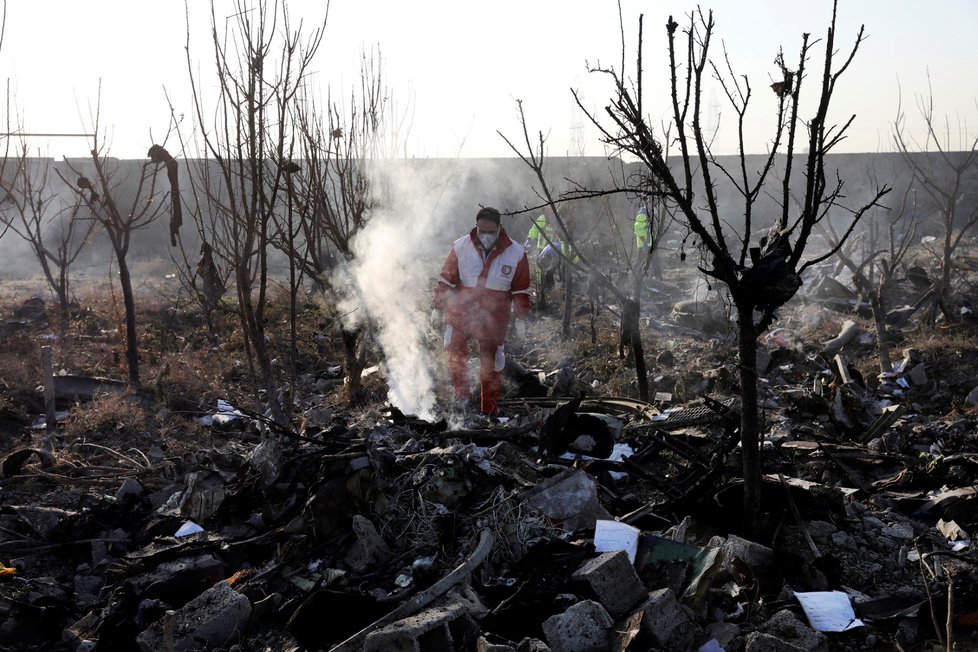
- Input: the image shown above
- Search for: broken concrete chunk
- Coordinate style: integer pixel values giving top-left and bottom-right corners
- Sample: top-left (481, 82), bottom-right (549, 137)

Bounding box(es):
top-left (716, 534), bottom-right (775, 569)
top-left (476, 636), bottom-right (517, 652)
top-left (880, 522), bottom-right (914, 541)
top-left (115, 478), bottom-right (145, 504)
top-left (363, 603), bottom-right (477, 652)
top-left (806, 520), bottom-right (838, 542)
top-left (907, 364), bottom-right (928, 387)
top-left (136, 580), bottom-right (251, 652)
top-left (129, 554), bottom-right (226, 604)
top-left (344, 515), bottom-right (393, 573)
top-left (640, 587), bottom-right (702, 650)
top-left (571, 550), bottom-right (646, 618)
top-left (515, 638), bottom-right (551, 652)
top-left (744, 631), bottom-right (807, 652)
top-left (542, 600), bottom-right (612, 652)
top-left (758, 609), bottom-right (828, 651)
top-left (521, 469), bottom-right (613, 532)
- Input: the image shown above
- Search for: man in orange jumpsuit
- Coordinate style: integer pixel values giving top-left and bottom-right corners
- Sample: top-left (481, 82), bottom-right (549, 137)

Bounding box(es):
top-left (433, 206), bottom-right (532, 415)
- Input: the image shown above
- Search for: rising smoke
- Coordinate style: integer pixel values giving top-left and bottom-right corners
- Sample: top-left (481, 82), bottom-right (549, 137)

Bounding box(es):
top-left (334, 159), bottom-right (507, 420)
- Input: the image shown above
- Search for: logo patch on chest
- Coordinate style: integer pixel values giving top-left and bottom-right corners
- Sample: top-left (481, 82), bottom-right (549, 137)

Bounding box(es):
top-left (501, 265), bottom-right (513, 277)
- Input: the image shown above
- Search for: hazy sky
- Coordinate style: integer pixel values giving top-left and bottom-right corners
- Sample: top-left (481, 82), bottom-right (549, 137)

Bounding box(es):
top-left (1, 0), bottom-right (975, 160)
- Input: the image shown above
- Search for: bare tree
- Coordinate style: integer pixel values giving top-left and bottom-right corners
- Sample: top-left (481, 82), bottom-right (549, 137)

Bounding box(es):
top-left (184, 0), bottom-right (326, 424)
top-left (500, 100), bottom-right (658, 402)
top-left (61, 110), bottom-right (168, 384)
top-left (288, 48), bottom-right (398, 401)
top-left (579, 3), bottom-right (889, 526)
top-left (821, 175), bottom-right (917, 374)
top-left (893, 85), bottom-right (978, 323)
top-left (0, 143), bottom-right (96, 334)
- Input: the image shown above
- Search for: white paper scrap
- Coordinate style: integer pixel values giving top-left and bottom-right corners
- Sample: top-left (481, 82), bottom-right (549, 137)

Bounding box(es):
top-left (175, 520), bottom-right (204, 538)
top-left (795, 590), bottom-right (865, 632)
top-left (698, 640), bottom-right (725, 652)
top-left (594, 519), bottom-right (640, 564)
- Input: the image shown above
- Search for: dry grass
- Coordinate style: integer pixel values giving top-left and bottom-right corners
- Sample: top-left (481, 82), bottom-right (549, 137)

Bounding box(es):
top-left (61, 393), bottom-right (151, 440)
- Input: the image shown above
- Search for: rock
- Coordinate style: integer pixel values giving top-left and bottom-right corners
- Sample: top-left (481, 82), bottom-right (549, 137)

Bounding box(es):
top-left (758, 609), bottom-right (827, 652)
top-left (129, 554), bottom-right (226, 604)
top-left (670, 299), bottom-right (729, 334)
top-left (965, 385), bottom-right (978, 407)
top-left (745, 631), bottom-right (807, 651)
top-left (907, 364), bottom-right (928, 387)
top-left (572, 550), bottom-right (646, 618)
top-left (136, 581), bottom-right (251, 651)
top-left (717, 534), bottom-right (775, 569)
top-left (806, 520), bottom-right (837, 542)
top-left (115, 478), bottom-right (145, 504)
top-left (831, 531), bottom-right (855, 548)
top-left (542, 600), bottom-right (613, 652)
top-left (521, 469), bottom-right (614, 532)
top-left (881, 522), bottom-right (914, 541)
top-left (705, 621), bottom-right (741, 650)
top-left (640, 588), bottom-right (702, 650)
top-left (73, 575), bottom-right (103, 609)
top-left (476, 635), bottom-right (517, 652)
top-left (515, 638), bottom-right (551, 652)
top-left (363, 603), bottom-right (477, 652)
top-left (344, 515), bottom-right (393, 573)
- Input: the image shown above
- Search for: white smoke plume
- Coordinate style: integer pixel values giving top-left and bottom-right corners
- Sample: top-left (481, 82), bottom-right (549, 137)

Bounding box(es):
top-left (335, 159), bottom-right (496, 420)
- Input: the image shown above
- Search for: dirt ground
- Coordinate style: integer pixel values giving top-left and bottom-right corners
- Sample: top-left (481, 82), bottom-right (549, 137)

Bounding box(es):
top-left (1, 250), bottom-right (978, 651)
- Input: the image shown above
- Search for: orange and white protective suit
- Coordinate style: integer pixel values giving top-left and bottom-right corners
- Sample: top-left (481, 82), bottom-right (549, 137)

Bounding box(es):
top-left (433, 227), bottom-right (532, 414)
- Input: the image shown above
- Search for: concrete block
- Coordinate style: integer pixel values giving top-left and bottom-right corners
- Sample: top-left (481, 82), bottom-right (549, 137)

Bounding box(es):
top-left (136, 580), bottom-right (251, 652)
top-left (542, 600), bottom-right (612, 652)
top-left (363, 603), bottom-right (476, 652)
top-left (640, 588), bottom-right (702, 650)
top-left (572, 550), bottom-right (646, 618)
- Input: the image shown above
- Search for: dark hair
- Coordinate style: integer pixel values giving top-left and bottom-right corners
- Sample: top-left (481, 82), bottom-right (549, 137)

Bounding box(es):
top-left (476, 206), bottom-right (501, 224)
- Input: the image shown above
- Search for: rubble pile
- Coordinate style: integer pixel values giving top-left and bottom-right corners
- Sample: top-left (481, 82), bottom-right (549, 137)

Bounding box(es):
top-left (0, 258), bottom-right (977, 651)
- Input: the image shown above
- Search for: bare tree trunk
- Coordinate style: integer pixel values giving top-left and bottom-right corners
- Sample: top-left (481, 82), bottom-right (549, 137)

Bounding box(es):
top-left (561, 259), bottom-right (572, 339)
top-left (342, 327), bottom-right (366, 402)
top-left (57, 264), bottom-right (70, 336)
top-left (621, 298), bottom-right (649, 402)
top-left (736, 303), bottom-right (761, 530)
top-left (868, 290), bottom-right (892, 374)
top-left (115, 250), bottom-right (140, 384)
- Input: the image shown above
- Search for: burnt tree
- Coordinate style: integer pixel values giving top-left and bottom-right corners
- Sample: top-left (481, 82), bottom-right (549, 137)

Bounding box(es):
top-left (581, 3), bottom-right (889, 527)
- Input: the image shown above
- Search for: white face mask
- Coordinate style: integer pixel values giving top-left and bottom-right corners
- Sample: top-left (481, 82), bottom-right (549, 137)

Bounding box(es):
top-left (478, 232), bottom-right (498, 250)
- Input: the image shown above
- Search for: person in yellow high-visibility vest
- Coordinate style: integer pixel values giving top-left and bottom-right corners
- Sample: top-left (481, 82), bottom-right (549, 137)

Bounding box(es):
top-left (634, 205), bottom-right (651, 253)
top-left (634, 204), bottom-right (664, 278)
top-left (525, 212), bottom-right (555, 285)
top-left (526, 213), bottom-right (554, 250)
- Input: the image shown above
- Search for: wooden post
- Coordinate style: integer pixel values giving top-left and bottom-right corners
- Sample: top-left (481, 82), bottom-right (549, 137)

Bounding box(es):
top-left (41, 346), bottom-right (57, 451)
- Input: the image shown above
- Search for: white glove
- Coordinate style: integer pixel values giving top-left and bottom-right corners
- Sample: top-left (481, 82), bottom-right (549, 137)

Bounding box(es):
top-left (430, 309), bottom-right (442, 330)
